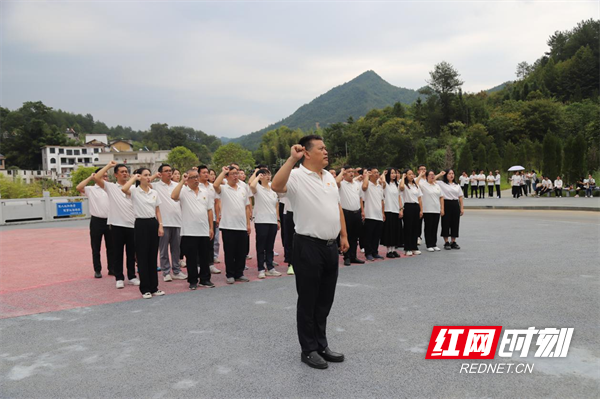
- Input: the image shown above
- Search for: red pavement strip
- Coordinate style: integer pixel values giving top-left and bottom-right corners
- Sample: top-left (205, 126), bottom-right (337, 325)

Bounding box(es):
top-left (0, 225), bottom-right (402, 319)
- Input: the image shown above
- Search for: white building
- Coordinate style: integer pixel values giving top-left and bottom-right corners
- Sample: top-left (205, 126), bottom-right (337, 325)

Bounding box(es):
top-left (41, 145), bottom-right (101, 178)
top-left (0, 169), bottom-right (58, 185)
top-left (95, 150), bottom-right (170, 173)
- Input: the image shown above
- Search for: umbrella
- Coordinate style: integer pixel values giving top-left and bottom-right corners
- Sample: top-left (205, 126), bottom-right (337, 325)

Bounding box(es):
top-left (508, 165), bottom-right (525, 171)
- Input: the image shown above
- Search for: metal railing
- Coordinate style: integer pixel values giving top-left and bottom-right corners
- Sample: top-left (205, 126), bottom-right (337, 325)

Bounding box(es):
top-left (0, 192), bottom-right (89, 225)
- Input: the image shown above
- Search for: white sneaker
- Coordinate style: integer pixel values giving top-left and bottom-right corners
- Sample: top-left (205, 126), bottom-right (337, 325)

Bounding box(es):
top-left (210, 265), bottom-right (222, 274)
top-left (128, 278), bottom-right (140, 286)
top-left (433, 247), bottom-right (441, 251)
top-left (179, 259), bottom-right (187, 268)
top-left (152, 290), bottom-right (165, 296)
top-left (274, 251), bottom-right (280, 256)
top-left (163, 274), bottom-right (173, 282)
top-left (142, 292), bottom-right (152, 299)
top-left (413, 250), bottom-right (422, 255)
top-left (213, 258), bottom-right (221, 264)
top-left (266, 269), bottom-right (282, 277)
top-left (427, 248), bottom-right (435, 252)
top-left (116, 280), bottom-right (125, 289)
top-left (417, 237), bottom-right (422, 245)
top-left (360, 248), bottom-right (365, 253)
top-left (226, 277), bottom-right (235, 284)
top-left (258, 270), bottom-right (266, 279)
top-left (287, 265), bottom-right (295, 275)
top-left (272, 261), bottom-right (279, 267)
top-left (173, 272), bottom-right (187, 280)
top-left (405, 251), bottom-right (413, 256)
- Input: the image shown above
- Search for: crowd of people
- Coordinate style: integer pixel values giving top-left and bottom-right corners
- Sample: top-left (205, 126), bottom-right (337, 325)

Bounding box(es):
top-left (77, 157), bottom-right (465, 299)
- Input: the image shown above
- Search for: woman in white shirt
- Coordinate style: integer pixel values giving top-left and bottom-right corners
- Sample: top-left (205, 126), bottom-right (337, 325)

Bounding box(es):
top-left (381, 168), bottom-right (403, 258)
top-left (494, 170), bottom-right (501, 199)
top-left (459, 172), bottom-right (469, 198)
top-left (250, 169), bottom-right (282, 279)
top-left (438, 169), bottom-right (464, 250)
top-left (399, 169), bottom-right (423, 256)
top-left (511, 172), bottom-right (522, 198)
top-left (469, 171), bottom-right (478, 198)
top-left (486, 171), bottom-right (495, 198)
top-left (420, 170), bottom-right (444, 252)
top-left (554, 176), bottom-right (563, 198)
top-left (122, 168), bottom-right (165, 299)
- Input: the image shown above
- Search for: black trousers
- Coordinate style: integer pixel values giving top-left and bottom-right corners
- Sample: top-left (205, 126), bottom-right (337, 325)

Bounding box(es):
top-left (495, 184), bottom-right (501, 198)
top-left (293, 234), bottom-right (339, 353)
top-left (441, 200), bottom-right (460, 238)
top-left (221, 229), bottom-right (247, 279)
top-left (343, 209), bottom-right (362, 260)
top-left (255, 223), bottom-right (277, 271)
top-left (555, 188), bottom-right (562, 197)
top-left (181, 235), bottom-right (210, 284)
top-left (90, 216), bottom-right (114, 274)
top-left (134, 218), bottom-right (159, 294)
top-left (111, 225), bottom-right (136, 281)
top-left (403, 203), bottom-right (421, 251)
top-left (284, 212), bottom-right (295, 264)
top-left (479, 186), bottom-right (485, 198)
top-left (363, 219), bottom-right (383, 256)
top-left (513, 186), bottom-right (521, 198)
top-left (470, 185), bottom-right (478, 198)
top-left (423, 213), bottom-right (440, 248)
top-left (462, 185), bottom-right (468, 198)
top-left (279, 204), bottom-right (286, 248)
top-left (488, 185), bottom-right (494, 197)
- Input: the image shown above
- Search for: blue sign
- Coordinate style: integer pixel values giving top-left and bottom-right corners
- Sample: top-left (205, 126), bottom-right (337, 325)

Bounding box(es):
top-left (56, 202), bottom-right (83, 216)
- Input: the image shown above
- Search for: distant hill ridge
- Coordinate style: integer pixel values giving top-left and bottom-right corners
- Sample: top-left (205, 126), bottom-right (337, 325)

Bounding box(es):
top-left (231, 70), bottom-right (423, 150)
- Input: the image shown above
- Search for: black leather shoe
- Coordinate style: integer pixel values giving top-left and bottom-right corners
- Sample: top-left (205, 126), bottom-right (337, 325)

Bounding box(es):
top-left (351, 258), bottom-right (365, 264)
top-left (318, 347), bottom-right (344, 362)
top-left (94, 272), bottom-right (102, 278)
top-left (301, 351), bottom-right (328, 369)
top-left (373, 254), bottom-right (384, 260)
top-left (343, 259), bottom-right (351, 266)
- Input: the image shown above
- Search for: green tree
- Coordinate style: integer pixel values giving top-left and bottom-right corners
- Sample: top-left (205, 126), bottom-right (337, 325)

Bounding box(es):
top-left (502, 141), bottom-right (519, 176)
top-left (167, 146), bottom-right (199, 172)
top-left (457, 143), bottom-right (473, 174)
top-left (475, 143), bottom-right (487, 171)
top-left (542, 133), bottom-right (560, 178)
top-left (212, 143), bottom-right (255, 170)
top-left (426, 61), bottom-right (464, 124)
top-left (416, 141), bottom-right (428, 167)
top-left (70, 166), bottom-right (97, 196)
top-left (487, 143), bottom-right (501, 171)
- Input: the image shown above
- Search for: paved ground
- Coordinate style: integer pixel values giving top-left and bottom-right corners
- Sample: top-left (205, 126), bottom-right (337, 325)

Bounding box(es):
top-left (462, 190), bottom-right (600, 211)
top-left (0, 209), bottom-right (599, 398)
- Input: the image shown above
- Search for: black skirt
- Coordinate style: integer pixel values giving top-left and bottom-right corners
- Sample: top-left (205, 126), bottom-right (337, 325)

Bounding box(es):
top-left (381, 211), bottom-right (403, 247)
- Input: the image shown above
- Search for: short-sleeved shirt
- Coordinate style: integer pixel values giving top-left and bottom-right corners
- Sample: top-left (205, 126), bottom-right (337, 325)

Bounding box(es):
top-left (487, 175), bottom-right (495, 185)
top-left (554, 179), bottom-right (563, 189)
top-left (477, 174), bottom-right (486, 186)
top-left (361, 181), bottom-right (384, 221)
top-left (511, 175), bottom-right (522, 186)
top-left (253, 184), bottom-right (278, 224)
top-left (154, 180), bottom-right (182, 228)
top-left (469, 174), bottom-right (478, 185)
top-left (438, 181), bottom-right (464, 200)
top-left (459, 175), bottom-right (469, 187)
top-left (339, 179), bottom-right (361, 211)
top-left (278, 193), bottom-right (291, 214)
top-left (103, 181), bottom-right (135, 228)
top-left (219, 183), bottom-right (250, 231)
top-left (84, 185), bottom-right (109, 219)
top-left (401, 183), bottom-right (422, 204)
top-left (177, 185), bottom-right (213, 237)
top-left (130, 186), bottom-right (161, 219)
top-left (420, 182), bottom-right (443, 213)
top-left (495, 174), bottom-right (501, 185)
top-left (383, 182), bottom-right (400, 213)
top-left (285, 164), bottom-right (340, 240)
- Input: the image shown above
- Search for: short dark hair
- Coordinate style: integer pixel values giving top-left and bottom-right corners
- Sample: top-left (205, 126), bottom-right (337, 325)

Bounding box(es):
top-left (197, 165), bottom-right (208, 172)
top-left (418, 164), bottom-right (427, 170)
top-left (256, 164), bottom-right (268, 169)
top-left (298, 135), bottom-right (323, 152)
top-left (114, 164), bottom-right (128, 174)
top-left (342, 165), bottom-right (352, 170)
top-left (228, 165), bottom-right (239, 172)
top-left (158, 164), bottom-right (171, 173)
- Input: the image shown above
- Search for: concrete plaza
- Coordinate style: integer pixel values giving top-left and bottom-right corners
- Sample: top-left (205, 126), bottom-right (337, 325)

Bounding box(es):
top-left (0, 209), bottom-right (599, 398)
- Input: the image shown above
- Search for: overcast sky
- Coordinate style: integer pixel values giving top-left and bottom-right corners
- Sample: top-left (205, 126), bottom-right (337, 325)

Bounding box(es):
top-left (2, 0), bottom-right (597, 138)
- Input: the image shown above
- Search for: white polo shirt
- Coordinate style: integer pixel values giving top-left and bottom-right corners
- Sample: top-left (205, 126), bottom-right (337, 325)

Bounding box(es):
top-left (469, 174), bottom-right (478, 186)
top-left (339, 179), bottom-right (361, 211)
top-left (459, 175), bottom-right (469, 187)
top-left (477, 174), bottom-right (486, 186)
top-left (495, 174), bottom-right (501, 185)
top-left (487, 175), bottom-right (495, 186)
top-left (554, 179), bottom-right (563, 189)
top-left (177, 185), bottom-right (212, 237)
top-left (130, 186), bottom-right (161, 219)
top-left (383, 182), bottom-right (400, 213)
top-left (438, 181), bottom-right (464, 200)
top-left (286, 164), bottom-right (341, 240)
top-left (420, 182), bottom-right (443, 213)
top-left (219, 183), bottom-right (250, 231)
top-left (154, 180), bottom-right (182, 228)
top-left (253, 184), bottom-right (278, 224)
top-left (278, 193), bottom-right (291, 214)
top-left (511, 175), bottom-right (521, 186)
top-left (361, 181), bottom-right (384, 221)
top-left (103, 181), bottom-right (135, 228)
top-left (401, 183), bottom-right (422, 204)
top-left (84, 185), bottom-right (109, 219)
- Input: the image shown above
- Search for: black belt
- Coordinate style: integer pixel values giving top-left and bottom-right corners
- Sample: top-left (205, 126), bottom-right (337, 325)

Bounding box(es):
top-left (343, 209), bottom-right (361, 214)
top-left (295, 233), bottom-right (337, 246)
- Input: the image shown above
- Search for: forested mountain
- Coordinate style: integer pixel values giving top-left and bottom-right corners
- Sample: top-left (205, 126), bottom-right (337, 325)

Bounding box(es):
top-left (231, 70), bottom-right (423, 150)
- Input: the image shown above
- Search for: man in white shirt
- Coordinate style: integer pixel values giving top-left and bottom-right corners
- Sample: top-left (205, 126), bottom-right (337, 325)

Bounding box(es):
top-left (494, 170), bottom-right (501, 199)
top-left (94, 161), bottom-right (139, 289)
top-left (336, 166), bottom-right (365, 266)
top-left (584, 174), bottom-right (596, 198)
top-left (232, 163), bottom-right (253, 261)
top-left (77, 168), bottom-right (113, 278)
top-left (172, 169), bottom-right (214, 290)
top-left (214, 165), bottom-right (252, 284)
top-left (477, 170), bottom-right (486, 199)
top-left (154, 164), bottom-right (187, 282)
top-left (360, 168), bottom-right (385, 261)
top-left (469, 171), bottom-right (478, 198)
top-left (554, 176), bottom-right (563, 198)
top-left (272, 135), bottom-right (349, 370)
top-left (198, 165), bottom-right (221, 275)
top-left (459, 172), bottom-right (469, 198)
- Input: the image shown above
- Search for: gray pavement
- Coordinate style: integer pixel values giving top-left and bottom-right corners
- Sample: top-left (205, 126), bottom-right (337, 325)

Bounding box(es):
top-left (1, 209), bottom-right (599, 398)
top-left (463, 190), bottom-right (600, 211)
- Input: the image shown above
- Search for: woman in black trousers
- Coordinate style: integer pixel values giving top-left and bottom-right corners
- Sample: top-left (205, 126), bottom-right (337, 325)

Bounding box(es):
top-left (399, 169), bottom-right (423, 256)
top-left (438, 169), bottom-right (464, 250)
top-left (122, 168), bottom-right (165, 298)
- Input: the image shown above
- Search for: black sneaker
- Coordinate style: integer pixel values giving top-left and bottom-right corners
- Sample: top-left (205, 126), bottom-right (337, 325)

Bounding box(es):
top-left (94, 272), bottom-right (102, 278)
top-left (451, 242), bottom-right (460, 250)
top-left (343, 258), bottom-right (351, 266)
top-left (373, 254), bottom-right (384, 259)
top-left (200, 281), bottom-right (215, 288)
top-left (189, 283), bottom-right (197, 290)
top-left (444, 242), bottom-right (451, 250)
top-left (392, 251), bottom-right (400, 257)
top-left (386, 252), bottom-right (395, 258)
